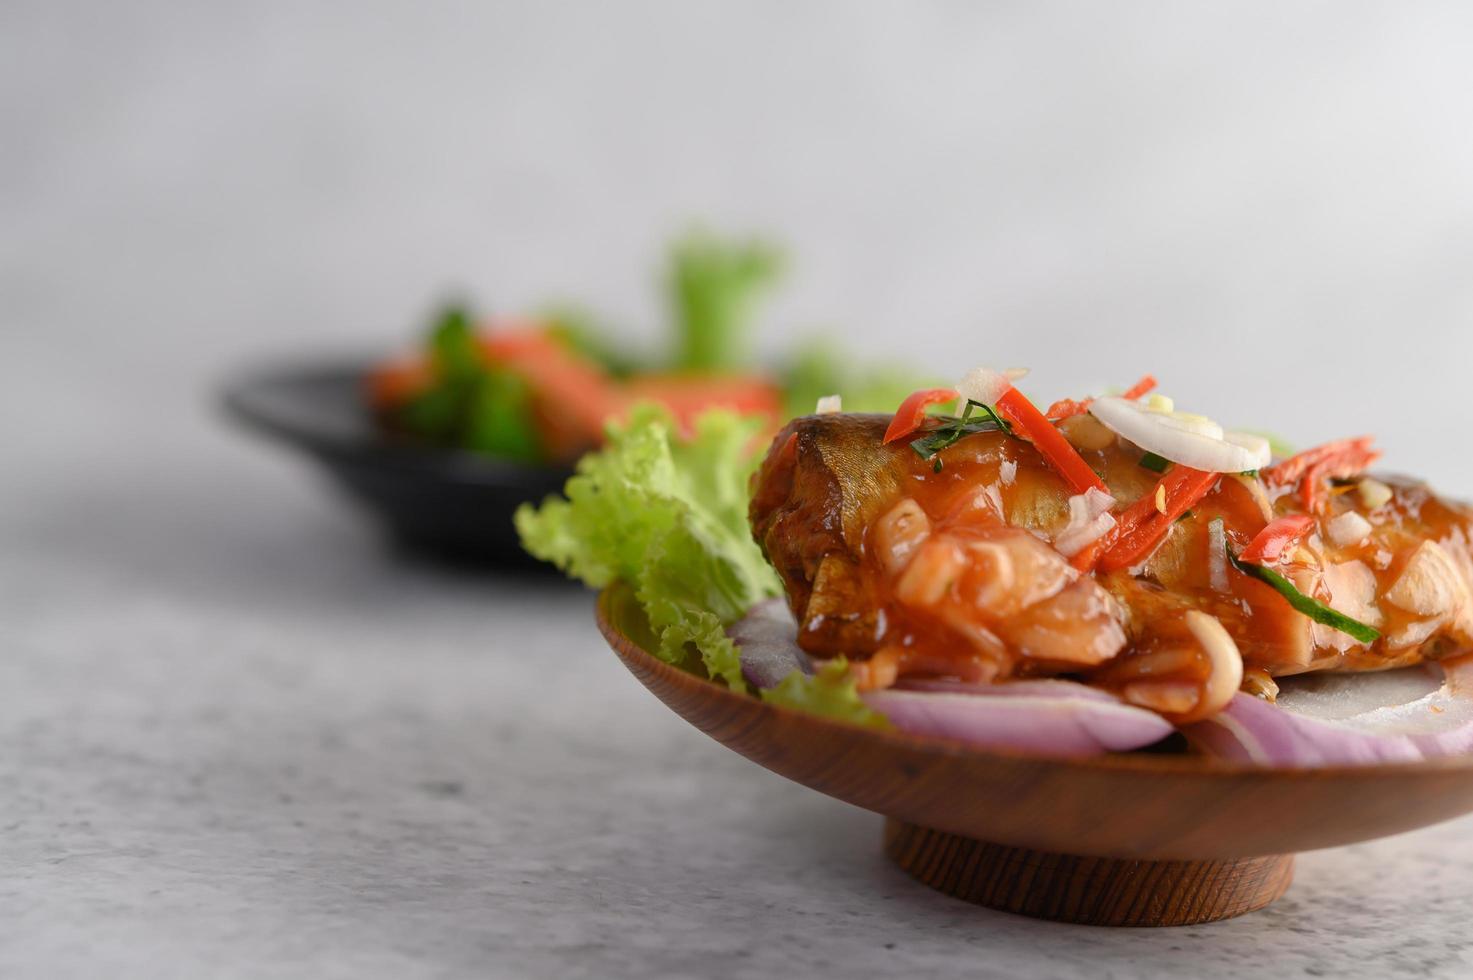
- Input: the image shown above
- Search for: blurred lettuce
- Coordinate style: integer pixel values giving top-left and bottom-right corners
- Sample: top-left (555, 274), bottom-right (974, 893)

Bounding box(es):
top-left (669, 229), bottom-right (784, 372)
top-left (760, 658), bottom-right (891, 730)
top-left (515, 405), bottom-right (780, 691)
top-left (781, 340), bottom-right (938, 419)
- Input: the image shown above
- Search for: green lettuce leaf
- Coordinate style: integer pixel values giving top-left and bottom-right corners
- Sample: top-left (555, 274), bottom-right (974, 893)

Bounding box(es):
top-left (760, 659), bottom-right (891, 730)
top-left (515, 405), bottom-right (781, 691)
top-left (669, 229), bottom-right (784, 372)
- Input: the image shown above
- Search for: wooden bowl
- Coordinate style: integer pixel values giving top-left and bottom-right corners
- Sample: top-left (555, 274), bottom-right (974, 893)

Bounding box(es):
top-left (597, 586), bottom-right (1473, 926)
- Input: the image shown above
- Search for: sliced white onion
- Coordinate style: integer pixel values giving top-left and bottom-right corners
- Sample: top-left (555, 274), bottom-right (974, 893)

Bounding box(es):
top-left (1087, 396), bottom-right (1271, 473)
top-left (861, 682), bottom-right (1173, 757)
top-left (1207, 517), bottom-right (1229, 592)
top-left (1184, 656), bottom-right (1473, 766)
top-left (814, 394), bottom-right (842, 415)
top-left (1145, 411), bottom-right (1223, 440)
top-left (1224, 431), bottom-right (1272, 460)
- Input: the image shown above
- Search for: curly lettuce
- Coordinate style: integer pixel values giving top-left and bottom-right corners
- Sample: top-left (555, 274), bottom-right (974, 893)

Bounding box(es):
top-left (761, 658), bottom-right (890, 730)
top-left (515, 405), bottom-right (780, 692)
top-left (668, 229), bottom-right (783, 372)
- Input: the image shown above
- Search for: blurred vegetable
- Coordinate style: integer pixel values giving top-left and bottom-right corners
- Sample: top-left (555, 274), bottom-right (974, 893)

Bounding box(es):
top-left (762, 658), bottom-right (891, 729)
top-left (781, 341), bottom-right (935, 420)
top-left (371, 231), bottom-right (935, 463)
top-left (669, 229), bottom-right (783, 372)
top-left (516, 406), bottom-right (781, 692)
top-left (394, 308), bottom-right (542, 461)
top-left (540, 304), bottom-right (642, 378)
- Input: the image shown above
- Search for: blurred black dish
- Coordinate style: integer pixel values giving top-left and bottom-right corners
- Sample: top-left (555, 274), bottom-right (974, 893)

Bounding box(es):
top-left (221, 358), bottom-right (572, 565)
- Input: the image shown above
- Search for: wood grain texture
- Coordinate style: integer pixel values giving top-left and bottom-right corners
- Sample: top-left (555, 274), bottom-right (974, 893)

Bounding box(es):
top-left (884, 820), bottom-right (1293, 926)
top-left (597, 586), bottom-right (1473, 862)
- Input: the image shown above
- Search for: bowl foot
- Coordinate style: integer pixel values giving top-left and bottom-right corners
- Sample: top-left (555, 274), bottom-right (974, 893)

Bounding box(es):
top-left (883, 818), bottom-right (1293, 926)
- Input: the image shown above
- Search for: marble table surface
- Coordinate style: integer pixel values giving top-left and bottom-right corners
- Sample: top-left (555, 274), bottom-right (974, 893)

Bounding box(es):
top-left (0, 369), bottom-right (1469, 980)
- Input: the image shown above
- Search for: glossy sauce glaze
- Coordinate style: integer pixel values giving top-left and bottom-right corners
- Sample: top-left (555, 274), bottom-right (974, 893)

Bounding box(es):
top-left (749, 413), bottom-right (1473, 723)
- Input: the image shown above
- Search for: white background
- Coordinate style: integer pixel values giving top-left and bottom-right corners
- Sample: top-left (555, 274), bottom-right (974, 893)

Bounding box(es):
top-left (6, 1), bottom-right (1473, 482)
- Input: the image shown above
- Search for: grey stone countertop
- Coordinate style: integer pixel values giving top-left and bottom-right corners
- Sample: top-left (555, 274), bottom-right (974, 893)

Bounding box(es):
top-left (1, 380), bottom-right (1470, 980)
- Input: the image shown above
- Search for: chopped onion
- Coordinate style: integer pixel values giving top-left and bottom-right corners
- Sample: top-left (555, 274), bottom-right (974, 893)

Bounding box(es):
top-left (861, 682), bottom-right (1173, 757)
top-left (1053, 488), bottom-right (1117, 557)
top-left (1326, 511), bottom-right (1373, 547)
top-left (1087, 396), bottom-right (1270, 473)
top-left (956, 367), bottom-right (1028, 406)
top-left (814, 394), bottom-right (842, 415)
top-left (1385, 541), bottom-right (1470, 618)
top-left (1184, 655), bottom-right (1473, 766)
top-left (729, 599), bottom-right (811, 689)
top-left (1358, 477), bottom-right (1393, 509)
top-left (1207, 517), bottom-right (1228, 592)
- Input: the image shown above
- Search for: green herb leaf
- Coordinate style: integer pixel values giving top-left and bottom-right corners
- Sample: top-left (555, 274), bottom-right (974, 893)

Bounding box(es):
top-left (760, 658), bottom-right (891, 730)
top-left (1139, 451), bottom-right (1170, 473)
top-left (908, 409), bottom-right (1010, 463)
top-left (669, 229), bottom-right (783, 372)
top-left (1227, 548), bottom-right (1381, 644)
top-left (971, 401), bottom-right (1015, 436)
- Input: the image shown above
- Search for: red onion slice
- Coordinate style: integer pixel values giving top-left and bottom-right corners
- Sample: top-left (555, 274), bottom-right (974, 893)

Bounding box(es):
top-left (861, 685), bottom-right (1174, 756)
top-left (731, 602), bottom-right (1172, 755)
top-left (1184, 655), bottom-right (1473, 766)
top-left (729, 599), bottom-right (811, 689)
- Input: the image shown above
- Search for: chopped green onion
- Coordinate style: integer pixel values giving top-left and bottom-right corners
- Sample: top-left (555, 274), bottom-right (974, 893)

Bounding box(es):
top-left (908, 404), bottom-right (1011, 465)
top-left (1139, 451), bottom-right (1170, 473)
top-left (1227, 548), bottom-right (1381, 644)
top-left (1240, 469), bottom-right (1260, 478)
top-left (970, 401), bottom-right (1015, 437)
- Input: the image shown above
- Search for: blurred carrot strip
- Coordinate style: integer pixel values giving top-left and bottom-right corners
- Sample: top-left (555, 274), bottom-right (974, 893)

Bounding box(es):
top-left (366, 357), bottom-right (435, 409)
top-left (1045, 374), bottom-right (1157, 420)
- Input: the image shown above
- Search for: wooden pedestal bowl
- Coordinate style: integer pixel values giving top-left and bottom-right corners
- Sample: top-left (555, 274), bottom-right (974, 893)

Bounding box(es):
top-left (597, 586), bottom-right (1473, 927)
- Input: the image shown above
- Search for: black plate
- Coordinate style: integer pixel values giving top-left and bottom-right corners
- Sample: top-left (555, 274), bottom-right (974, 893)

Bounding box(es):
top-left (220, 358), bottom-right (574, 565)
